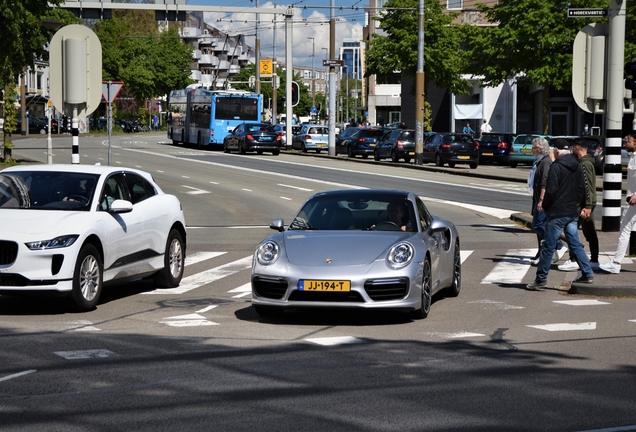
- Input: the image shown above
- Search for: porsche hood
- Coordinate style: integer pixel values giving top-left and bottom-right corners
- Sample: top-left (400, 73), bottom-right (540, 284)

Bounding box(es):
top-left (281, 231), bottom-right (412, 266)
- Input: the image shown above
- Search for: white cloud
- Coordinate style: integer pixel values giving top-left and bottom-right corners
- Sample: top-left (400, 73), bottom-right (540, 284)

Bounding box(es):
top-left (204, 2), bottom-right (364, 68)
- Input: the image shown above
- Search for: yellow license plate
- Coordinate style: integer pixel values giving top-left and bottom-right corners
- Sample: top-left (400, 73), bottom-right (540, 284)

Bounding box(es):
top-left (521, 149), bottom-right (532, 153)
top-left (458, 155), bottom-right (469, 159)
top-left (317, 143), bottom-right (327, 147)
top-left (370, 143), bottom-right (376, 147)
top-left (483, 152), bottom-right (493, 156)
top-left (299, 280), bottom-right (351, 291)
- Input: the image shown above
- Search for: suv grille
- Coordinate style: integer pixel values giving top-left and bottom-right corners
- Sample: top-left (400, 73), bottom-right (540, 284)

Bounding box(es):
top-left (0, 241), bottom-right (18, 265)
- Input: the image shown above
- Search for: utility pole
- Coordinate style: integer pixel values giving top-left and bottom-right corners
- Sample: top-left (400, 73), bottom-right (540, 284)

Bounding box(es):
top-left (272, 0), bottom-right (277, 123)
top-left (328, 0), bottom-right (336, 156)
top-left (602, 0), bottom-right (627, 231)
top-left (414, 0), bottom-right (425, 165)
top-left (308, 36), bottom-right (315, 111)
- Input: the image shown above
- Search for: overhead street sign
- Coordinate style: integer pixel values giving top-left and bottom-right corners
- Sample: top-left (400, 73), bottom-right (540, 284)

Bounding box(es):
top-left (568, 8), bottom-right (608, 18)
top-left (323, 59), bottom-right (344, 67)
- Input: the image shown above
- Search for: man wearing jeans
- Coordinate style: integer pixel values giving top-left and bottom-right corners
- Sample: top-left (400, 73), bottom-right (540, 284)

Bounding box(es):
top-left (527, 141), bottom-right (594, 289)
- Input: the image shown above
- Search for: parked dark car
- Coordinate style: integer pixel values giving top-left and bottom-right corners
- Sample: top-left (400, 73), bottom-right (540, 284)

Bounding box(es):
top-left (223, 122), bottom-right (282, 155)
top-left (548, 135), bottom-right (605, 174)
top-left (334, 126), bottom-right (361, 155)
top-left (374, 129), bottom-right (416, 163)
top-left (16, 117), bottom-right (48, 135)
top-left (476, 132), bottom-right (514, 165)
top-left (338, 127), bottom-right (385, 158)
top-left (423, 132), bottom-right (479, 169)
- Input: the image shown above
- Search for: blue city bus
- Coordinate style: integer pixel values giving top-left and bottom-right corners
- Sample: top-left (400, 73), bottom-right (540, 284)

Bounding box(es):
top-left (167, 87), bottom-right (263, 149)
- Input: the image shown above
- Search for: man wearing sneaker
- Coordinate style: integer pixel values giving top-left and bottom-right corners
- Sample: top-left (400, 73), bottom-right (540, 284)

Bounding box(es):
top-left (600, 133), bottom-right (636, 274)
top-left (527, 141), bottom-right (594, 289)
top-left (559, 138), bottom-right (600, 271)
top-left (529, 138), bottom-right (553, 265)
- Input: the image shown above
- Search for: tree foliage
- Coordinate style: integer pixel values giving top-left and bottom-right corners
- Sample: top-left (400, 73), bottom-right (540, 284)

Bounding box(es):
top-left (94, 10), bottom-right (193, 103)
top-left (465, 0), bottom-right (635, 91)
top-left (365, 0), bottom-right (470, 95)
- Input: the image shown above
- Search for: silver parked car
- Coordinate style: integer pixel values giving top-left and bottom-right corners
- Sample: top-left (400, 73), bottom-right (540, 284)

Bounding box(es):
top-left (251, 189), bottom-right (461, 319)
top-left (291, 124), bottom-right (329, 153)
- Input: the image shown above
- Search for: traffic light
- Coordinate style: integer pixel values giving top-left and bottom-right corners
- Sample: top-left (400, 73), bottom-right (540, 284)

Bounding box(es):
top-left (626, 58), bottom-right (636, 92)
top-left (291, 81), bottom-right (299, 107)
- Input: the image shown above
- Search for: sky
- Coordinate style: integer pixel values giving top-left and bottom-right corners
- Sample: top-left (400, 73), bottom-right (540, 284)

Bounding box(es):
top-left (189, 0), bottom-right (368, 68)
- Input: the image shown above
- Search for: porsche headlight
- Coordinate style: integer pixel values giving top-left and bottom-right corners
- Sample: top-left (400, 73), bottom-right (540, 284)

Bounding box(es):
top-left (25, 235), bottom-right (79, 250)
top-left (387, 242), bottom-right (414, 269)
top-left (256, 241), bottom-right (280, 265)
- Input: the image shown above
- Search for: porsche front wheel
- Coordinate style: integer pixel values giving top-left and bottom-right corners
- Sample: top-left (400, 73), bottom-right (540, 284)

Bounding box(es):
top-left (414, 259), bottom-right (432, 319)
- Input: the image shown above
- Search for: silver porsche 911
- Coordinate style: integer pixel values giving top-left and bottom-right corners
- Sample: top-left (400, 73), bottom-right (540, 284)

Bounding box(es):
top-left (251, 190), bottom-right (461, 318)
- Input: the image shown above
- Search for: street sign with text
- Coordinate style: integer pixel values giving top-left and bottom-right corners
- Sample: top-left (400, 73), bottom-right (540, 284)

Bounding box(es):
top-left (323, 59), bottom-right (344, 67)
top-left (568, 8), bottom-right (608, 18)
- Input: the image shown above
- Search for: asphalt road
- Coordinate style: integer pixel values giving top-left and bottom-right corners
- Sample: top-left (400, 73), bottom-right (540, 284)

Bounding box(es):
top-left (1, 133), bottom-right (635, 431)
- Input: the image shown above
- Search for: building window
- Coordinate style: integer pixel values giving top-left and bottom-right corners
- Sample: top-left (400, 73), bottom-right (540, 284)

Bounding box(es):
top-left (447, 0), bottom-right (462, 9)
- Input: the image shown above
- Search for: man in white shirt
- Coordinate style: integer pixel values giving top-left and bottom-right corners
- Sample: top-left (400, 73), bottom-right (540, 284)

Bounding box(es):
top-left (480, 119), bottom-right (492, 134)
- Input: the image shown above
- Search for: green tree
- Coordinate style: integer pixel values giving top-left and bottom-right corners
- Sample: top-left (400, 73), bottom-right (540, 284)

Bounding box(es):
top-left (0, 0), bottom-right (70, 157)
top-left (94, 10), bottom-right (193, 104)
top-left (365, 0), bottom-right (469, 95)
top-left (466, 0), bottom-right (608, 91)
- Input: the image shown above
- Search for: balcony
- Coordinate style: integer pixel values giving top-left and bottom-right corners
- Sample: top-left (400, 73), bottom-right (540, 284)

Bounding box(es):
top-left (201, 74), bottom-right (214, 86)
top-left (218, 60), bottom-right (230, 71)
top-left (199, 54), bottom-right (219, 66)
top-left (192, 49), bottom-right (201, 60)
top-left (229, 65), bottom-right (241, 74)
top-left (180, 27), bottom-right (201, 38)
top-left (190, 70), bottom-right (202, 81)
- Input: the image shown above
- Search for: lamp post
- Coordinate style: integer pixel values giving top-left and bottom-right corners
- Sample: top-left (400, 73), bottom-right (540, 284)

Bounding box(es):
top-left (322, 47), bottom-right (328, 119)
top-left (343, 65), bottom-right (349, 124)
top-left (307, 37), bottom-right (316, 114)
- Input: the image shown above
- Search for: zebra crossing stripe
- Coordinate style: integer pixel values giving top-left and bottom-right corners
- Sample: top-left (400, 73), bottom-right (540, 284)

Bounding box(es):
top-left (185, 251), bottom-right (226, 266)
top-left (144, 256), bottom-right (253, 295)
top-left (527, 322), bottom-right (596, 331)
top-left (229, 283), bottom-right (251, 298)
top-left (481, 248), bottom-right (536, 285)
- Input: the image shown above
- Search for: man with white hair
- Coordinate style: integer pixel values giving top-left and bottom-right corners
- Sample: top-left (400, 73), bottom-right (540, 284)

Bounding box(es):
top-left (527, 139), bottom-right (594, 289)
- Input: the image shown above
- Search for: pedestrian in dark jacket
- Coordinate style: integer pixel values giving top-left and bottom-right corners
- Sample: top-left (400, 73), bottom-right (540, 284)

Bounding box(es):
top-left (559, 138), bottom-right (599, 271)
top-left (527, 141), bottom-right (594, 289)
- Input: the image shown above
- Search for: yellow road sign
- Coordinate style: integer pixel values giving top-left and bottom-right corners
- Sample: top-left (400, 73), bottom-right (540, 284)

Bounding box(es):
top-left (260, 59), bottom-right (273, 77)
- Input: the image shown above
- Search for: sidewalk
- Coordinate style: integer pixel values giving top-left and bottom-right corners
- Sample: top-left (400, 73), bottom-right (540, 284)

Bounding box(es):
top-left (511, 212), bottom-right (636, 297)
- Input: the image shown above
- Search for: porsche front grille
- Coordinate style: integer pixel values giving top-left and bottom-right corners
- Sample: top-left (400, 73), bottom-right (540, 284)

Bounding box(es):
top-left (252, 276), bottom-right (288, 299)
top-left (364, 278), bottom-right (409, 301)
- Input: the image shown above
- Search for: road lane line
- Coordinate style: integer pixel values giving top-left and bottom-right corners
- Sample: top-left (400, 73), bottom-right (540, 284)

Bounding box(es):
top-left (143, 256), bottom-right (253, 295)
top-left (0, 370), bottom-right (36, 383)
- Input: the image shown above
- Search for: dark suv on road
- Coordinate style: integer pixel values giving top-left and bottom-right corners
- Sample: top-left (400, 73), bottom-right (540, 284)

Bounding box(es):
top-left (476, 132), bottom-right (515, 165)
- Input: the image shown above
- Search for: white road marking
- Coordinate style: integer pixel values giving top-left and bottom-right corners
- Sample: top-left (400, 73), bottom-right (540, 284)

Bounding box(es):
top-left (553, 300), bottom-right (611, 306)
top-left (629, 320), bottom-right (636, 323)
top-left (0, 370), bottom-right (36, 383)
top-left (278, 183), bottom-right (313, 191)
top-left (196, 305), bottom-right (218, 313)
top-left (460, 250), bottom-right (473, 263)
top-left (184, 251), bottom-right (226, 266)
top-left (159, 313), bottom-right (219, 327)
top-left (54, 350), bottom-right (115, 360)
top-left (229, 283), bottom-right (252, 298)
top-left (242, 188), bottom-right (252, 192)
top-left (305, 336), bottom-right (365, 346)
top-left (481, 248), bottom-right (536, 284)
top-left (181, 184), bottom-right (210, 195)
top-left (527, 322), bottom-right (597, 331)
top-left (280, 196), bottom-right (292, 200)
top-left (424, 331), bottom-right (485, 339)
top-left (468, 300), bottom-right (524, 310)
top-left (426, 197), bottom-right (516, 219)
top-left (143, 256), bottom-right (253, 294)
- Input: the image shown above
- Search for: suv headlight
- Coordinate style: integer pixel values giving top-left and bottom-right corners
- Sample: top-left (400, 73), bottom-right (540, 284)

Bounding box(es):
top-left (256, 241), bottom-right (280, 265)
top-left (386, 242), bottom-right (414, 269)
top-left (25, 235), bottom-right (79, 250)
